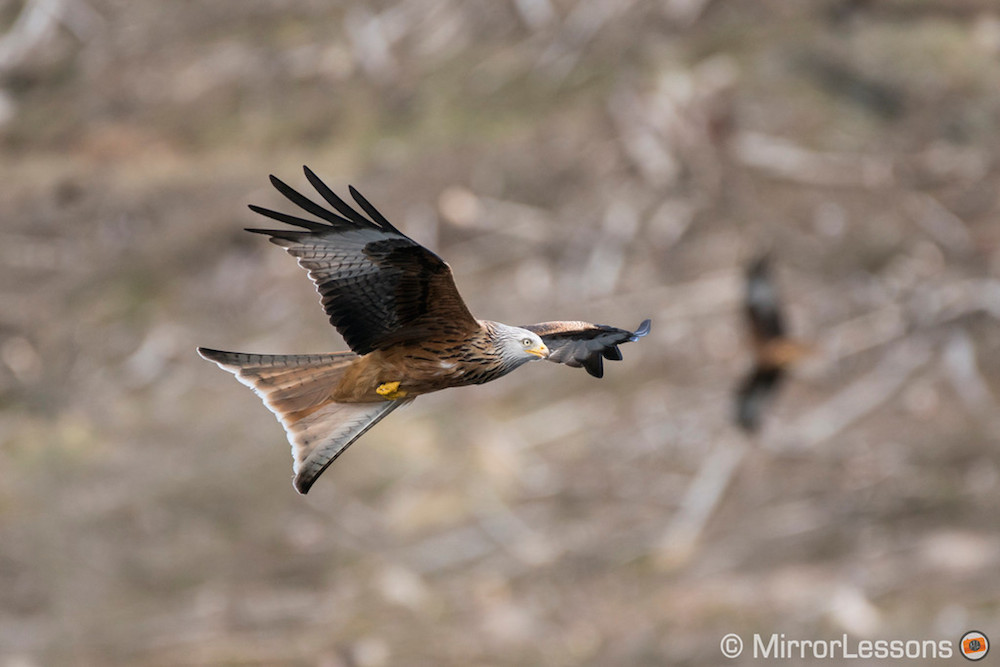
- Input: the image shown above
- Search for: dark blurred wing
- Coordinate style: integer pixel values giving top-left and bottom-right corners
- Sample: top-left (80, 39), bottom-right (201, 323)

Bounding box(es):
top-left (247, 167), bottom-right (479, 355)
top-left (522, 319), bottom-right (651, 378)
top-left (745, 255), bottom-right (785, 343)
top-left (734, 365), bottom-right (785, 433)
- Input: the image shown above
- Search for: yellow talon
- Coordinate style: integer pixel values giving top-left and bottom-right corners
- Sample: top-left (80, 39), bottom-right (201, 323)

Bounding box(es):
top-left (376, 381), bottom-right (408, 400)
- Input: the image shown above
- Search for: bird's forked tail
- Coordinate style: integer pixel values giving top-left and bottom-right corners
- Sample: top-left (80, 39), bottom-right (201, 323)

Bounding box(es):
top-left (197, 348), bottom-right (406, 493)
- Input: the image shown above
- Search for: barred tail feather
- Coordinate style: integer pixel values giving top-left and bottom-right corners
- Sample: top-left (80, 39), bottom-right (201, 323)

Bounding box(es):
top-left (197, 348), bottom-right (404, 493)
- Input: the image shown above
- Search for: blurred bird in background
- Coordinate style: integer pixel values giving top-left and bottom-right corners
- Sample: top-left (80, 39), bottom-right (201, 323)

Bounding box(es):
top-left (200, 167), bottom-right (650, 493)
top-left (734, 255), bottom-right (813, 433)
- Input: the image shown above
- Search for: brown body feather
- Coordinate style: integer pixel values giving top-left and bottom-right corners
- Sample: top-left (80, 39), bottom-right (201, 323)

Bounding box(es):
top-left (331, 321), bottom-right (553, 401)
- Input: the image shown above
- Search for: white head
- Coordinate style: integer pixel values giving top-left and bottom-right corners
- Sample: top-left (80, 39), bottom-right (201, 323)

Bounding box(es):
top-left (490, 322), bottom-right (549, 367)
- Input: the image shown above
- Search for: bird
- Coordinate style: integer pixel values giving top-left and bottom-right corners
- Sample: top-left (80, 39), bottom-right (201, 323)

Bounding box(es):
top-left (734, 255), bottom-right (812, 433)
top-left (199, 167), bottom-right (650, 493)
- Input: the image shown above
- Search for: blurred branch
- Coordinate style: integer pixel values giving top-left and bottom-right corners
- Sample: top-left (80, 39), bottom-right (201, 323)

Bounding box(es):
top-left (609, 57), bottom-right (736, 193)
top-left (654, 435), bottom-right (747, 568)
top-left (0, 0), bottom-right (100, 71)
top-left (904, 193), bottom-right (975, 255)
top-left (473, 485), bottom-right (561, 568)
top-left (818, 276), bottom-right (1000, 367)
top-left (609, 86), bottom-right (681, 188)
top-left (598, 268), bottom-right (740, 320)
top-left (344, 5), bottom-right (401, 84)
top-left (942, 331), bottom-right (998, 418)
top-left (733, 131), bottom-right (894, 188)
top-left (662, 0), bottom-right (718, 27)
top-left (53, 0), bottom-right (101, 41)
top-left (511, 0), bottom-right (556, 31)
top-left (400, 524), bottom-right (497, 574)
top-left (772, 339), bottom-right (933, 450)
top-left (538, 0), bottom-right (637, 81)
top-left (580, 199), bottom-right (640, 298)
top-left (821, 304), bottom-right (907, 363)
top-left (506, 394), bottom-right (611, 448)
top-left (0, 0), bottom-right (61, 70)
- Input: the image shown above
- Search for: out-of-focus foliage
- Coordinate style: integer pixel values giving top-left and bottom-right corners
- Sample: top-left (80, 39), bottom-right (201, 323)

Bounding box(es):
top-left (0, 0), bottom-right (998, 664)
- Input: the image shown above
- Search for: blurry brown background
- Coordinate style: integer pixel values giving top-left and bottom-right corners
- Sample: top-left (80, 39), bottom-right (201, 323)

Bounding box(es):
top-left (1, 1), bottom-right (999, 665)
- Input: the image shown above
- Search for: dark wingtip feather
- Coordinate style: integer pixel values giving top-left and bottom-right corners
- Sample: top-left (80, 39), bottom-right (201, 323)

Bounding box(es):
top-left (266, 171), bottom-right (360, 227)
top-left (247, 204), bottom-right (331, 231)
top-left (602, 345), bottom-right (623, 361)
top-left (349, 184), bottom-right (402, 234)
top-left (582, 354), bottom-right (604, 378)
top-left (300, 169), bottom-right (376, 228)
top-left (244, 229), bottom-right (302, 247)
top-left (630, 319), bottom-right (652, 341)
top-left (244, 227), bottom-right (299, 237)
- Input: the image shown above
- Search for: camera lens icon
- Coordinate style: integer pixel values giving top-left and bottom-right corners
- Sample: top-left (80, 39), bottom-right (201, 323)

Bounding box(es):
top-left (961, 631), bottom-right (989, 661)
top-left (721, 633), bottom-right (743, 659)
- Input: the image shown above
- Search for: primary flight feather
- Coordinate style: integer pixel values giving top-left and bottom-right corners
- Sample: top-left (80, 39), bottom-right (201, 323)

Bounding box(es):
top-left (200, 167), bottom-right (650, 493)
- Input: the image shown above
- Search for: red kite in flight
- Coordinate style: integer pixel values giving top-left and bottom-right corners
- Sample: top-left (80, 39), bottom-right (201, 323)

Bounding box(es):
top-left (200, 167), bottom-right (650, 493)
top-left (734, 255), bottom-right (812, 432)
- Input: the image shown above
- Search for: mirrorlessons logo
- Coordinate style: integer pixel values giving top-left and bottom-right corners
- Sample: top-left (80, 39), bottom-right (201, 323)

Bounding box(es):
top-left (720, 632), bottom-right (992, 660)
top-left (960, 631), bottom-right (989, 661)
top-left (753, 634), bottom-right (951, 660)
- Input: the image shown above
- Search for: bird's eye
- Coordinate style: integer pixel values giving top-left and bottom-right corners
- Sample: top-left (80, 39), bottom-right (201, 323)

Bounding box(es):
top-left (521, 338), bottom-right (533, 347)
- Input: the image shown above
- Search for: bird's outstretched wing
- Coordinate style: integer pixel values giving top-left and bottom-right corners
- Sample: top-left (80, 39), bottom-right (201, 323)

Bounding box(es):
top-left (247, 167), bottom-right (480, 355)
top-left (522, 319), bottom-right (651, 378)
top-left (734, 365), bottom-right (785, 433)
top-left (745, 255), bottom-right (785, 343)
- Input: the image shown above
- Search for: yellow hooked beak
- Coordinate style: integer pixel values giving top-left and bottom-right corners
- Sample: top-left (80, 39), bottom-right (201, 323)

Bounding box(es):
top-left (526, 343), bottom-right (549, 358)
